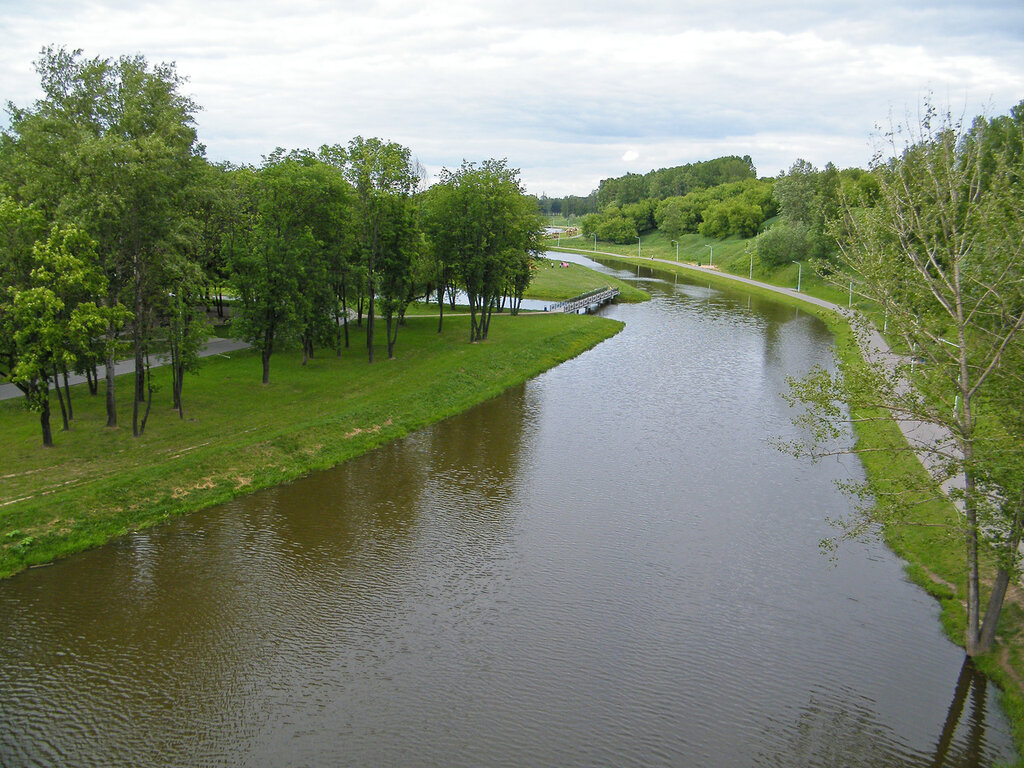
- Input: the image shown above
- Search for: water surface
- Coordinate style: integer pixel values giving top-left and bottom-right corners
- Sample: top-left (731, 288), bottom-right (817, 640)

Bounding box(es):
top-left (0, 258), bottom-right (1014, 767)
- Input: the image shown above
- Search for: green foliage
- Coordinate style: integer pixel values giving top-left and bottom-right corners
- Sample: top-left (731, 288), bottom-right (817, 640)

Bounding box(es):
top-left (793, 100), bottom-right (1024, 656)
top-left (598, 155), bottom-right (756, 207)
top-left (321, 136), bottom-right (420, 362)
top-left (4, 226), bottom-right (128, 444)
top-left (420, 159), bottom-right (540, 340)
top-left (752, 220), bottom-right (813, 267)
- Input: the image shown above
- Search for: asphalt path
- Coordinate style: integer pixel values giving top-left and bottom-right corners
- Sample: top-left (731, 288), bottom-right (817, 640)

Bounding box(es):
top-left (0, 337), bottom-right (250, 402)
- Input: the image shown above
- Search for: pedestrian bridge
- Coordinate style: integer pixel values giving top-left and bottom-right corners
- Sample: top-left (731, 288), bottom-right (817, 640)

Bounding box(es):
top-left (547, 287), bottom-right (620, 314)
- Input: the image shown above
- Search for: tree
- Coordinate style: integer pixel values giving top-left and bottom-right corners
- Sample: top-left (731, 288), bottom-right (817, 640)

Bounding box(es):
top-left (753, 220), bottom-right (812, 267)
top-left (3, 227), bottom-right (127, 446)
top-left (231, 159), bottom-right (301, 384)
top-left (2, 47), bottom-right (202, 434)
top-left (788, 102), bottom-right (1024, 656)
top-left (423, 159), bottom-right (539, 342)
top-left (375, 194), bottom-right (419, 358)
top-left (321, 138), bottom-right (420, 363)
top-left (161, 255), bottom-right (211, 419)
top-left (419, 183), bottom-right (457, 333)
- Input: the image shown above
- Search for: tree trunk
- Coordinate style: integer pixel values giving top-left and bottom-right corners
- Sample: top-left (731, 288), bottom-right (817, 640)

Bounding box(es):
top-left (342, 277), bottom-right (350, 349)
top-left (52, 365), bottom-right (69, 431)
top-left (62, 366), bottom-right (73, 420)
top-left (367, 283), bottom-right (376, 363)
top-left (137, 355), bottom-right (153, 436)
top-left (132, 378), bottom-right (140, 437)
top-left (134, 346), bottom-right (146, 403)
top-left (262, 348), bottom-right (271, 384)
top-left (104, 355), bottom-right (117, 428)
top-left (174, 362), bottom-right (184, 419)
top-left (40, 395), bottom-right (53, 448)
top-left (977, 490), bottom-right (1024, 653)
top-left (386, 312), bottom-right (397, 359)
top-left (437, 285), bottom-right (445, 334)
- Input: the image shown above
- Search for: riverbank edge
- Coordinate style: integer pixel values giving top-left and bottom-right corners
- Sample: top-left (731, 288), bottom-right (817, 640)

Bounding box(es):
top-left (551, 245), bottom-right (1024, 757)
top-left (0, 314), bottom-right (624, 582)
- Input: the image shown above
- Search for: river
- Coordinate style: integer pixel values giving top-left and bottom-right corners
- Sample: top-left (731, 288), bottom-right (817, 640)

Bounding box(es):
top-left (0, 255), bottom-right (1015, 767)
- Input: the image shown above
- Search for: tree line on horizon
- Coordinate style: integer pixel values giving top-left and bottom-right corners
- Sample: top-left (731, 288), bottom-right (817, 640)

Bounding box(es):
top-left (0, 47), bottom-right (541, 448)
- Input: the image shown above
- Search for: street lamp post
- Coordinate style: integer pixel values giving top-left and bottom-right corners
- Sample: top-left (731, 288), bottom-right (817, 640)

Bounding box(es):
top-left (637, 236), bottom-right (641, 259)
top-left (593, 234), bottom-right (597, 251)
top-left (749, 251), bottom-right (754, 279)
top-left (705, 244), bottom-right (713, 266)
top-left (671, 240), bottom-right (679, 261)
top-left (792, 261), bottom-right (802, 292)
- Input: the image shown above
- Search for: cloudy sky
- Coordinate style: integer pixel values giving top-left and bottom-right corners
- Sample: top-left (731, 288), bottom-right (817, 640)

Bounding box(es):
top-left (2, 1), bottom-right (1023, 196)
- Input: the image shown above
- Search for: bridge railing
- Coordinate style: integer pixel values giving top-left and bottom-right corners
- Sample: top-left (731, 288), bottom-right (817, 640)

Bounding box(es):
top-left (549, 287), bottom-right (620, 313)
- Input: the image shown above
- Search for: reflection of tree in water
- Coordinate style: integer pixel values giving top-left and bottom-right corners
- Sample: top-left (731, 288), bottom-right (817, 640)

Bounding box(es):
top-left (419, 382), bottom-right (531, 522)
top-left (753, 658), bottom-right (1003, 768)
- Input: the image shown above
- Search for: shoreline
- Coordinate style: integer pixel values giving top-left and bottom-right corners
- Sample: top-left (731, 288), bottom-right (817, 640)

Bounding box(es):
top-left (0, 313), bottom-right (623, 580)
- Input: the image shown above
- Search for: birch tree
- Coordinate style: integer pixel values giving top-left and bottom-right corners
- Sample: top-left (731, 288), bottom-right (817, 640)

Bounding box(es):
top-left (788, 102), bottom-right (1024, 656)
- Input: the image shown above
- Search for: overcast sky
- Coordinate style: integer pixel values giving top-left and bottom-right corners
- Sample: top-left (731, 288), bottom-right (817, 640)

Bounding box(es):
top-left (2, 1), bottom-right (1023, 196)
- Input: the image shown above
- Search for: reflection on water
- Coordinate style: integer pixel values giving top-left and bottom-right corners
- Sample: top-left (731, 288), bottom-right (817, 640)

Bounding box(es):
top-left (0, 262), bottom-right (1016, 767)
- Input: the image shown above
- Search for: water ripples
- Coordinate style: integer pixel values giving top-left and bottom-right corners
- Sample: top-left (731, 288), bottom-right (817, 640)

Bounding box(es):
top-left (0, 266), bottom-right (1015, 767)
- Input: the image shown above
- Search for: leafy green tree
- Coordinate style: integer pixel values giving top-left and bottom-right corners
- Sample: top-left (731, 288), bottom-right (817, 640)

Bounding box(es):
top-left (4, 227), bottom-right (127, 445)
top-left (321, 138), bottom-right (420, 363)
top-left (2, 47), bottom-right (202, 434)
top-left (753, 220), bottom-right (812, 267)
top-left (423, 159), bottom-right (539, 342)
top-left (161, 255), bottom-right (211, 419)
top-left (375, 194), bottom-right (419, 358)
top-left (787, 103), bottom-right (1024, 656)
top-left (419, 184), bottom-right (458, 333)
top-left (621, 199), bottom-right (658, 234)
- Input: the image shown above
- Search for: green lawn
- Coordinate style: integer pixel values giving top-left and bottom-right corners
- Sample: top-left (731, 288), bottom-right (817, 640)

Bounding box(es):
top-left (0, 312), bottom-right (622, 578)
top-left (527, 256), bottom-right (649, 303)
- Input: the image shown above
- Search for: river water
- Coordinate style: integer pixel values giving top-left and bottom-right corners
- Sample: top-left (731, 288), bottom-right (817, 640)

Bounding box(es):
top-left (0, 256), bottom-right (1015, 767)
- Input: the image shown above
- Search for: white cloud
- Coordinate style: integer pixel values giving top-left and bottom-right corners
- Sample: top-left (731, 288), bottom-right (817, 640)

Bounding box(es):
top-left (1, 0), bottom-right (1022, 194)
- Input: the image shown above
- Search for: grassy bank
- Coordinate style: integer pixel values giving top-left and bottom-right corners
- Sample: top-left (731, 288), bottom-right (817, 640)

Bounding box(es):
top-left (826, 314), bottom-right (1024, 760)
top-left (527, 256), bottom-right (649, 303)
top-left (0, 312), bottom-right (622, 579)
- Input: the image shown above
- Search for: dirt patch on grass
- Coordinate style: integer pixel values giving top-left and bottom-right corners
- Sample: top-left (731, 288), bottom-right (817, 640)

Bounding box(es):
top-left (344, 418), bottom-right (393, 439)
top-left (172, 476), bottom-right (219, 499)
